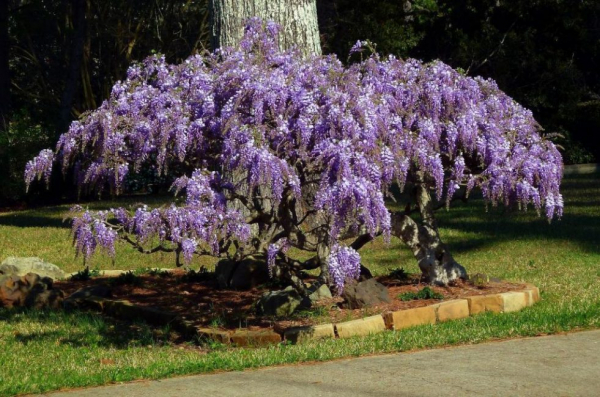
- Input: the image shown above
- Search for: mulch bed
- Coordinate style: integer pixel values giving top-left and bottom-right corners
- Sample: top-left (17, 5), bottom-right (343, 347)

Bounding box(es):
top-left (55, 271), bottom-right (527, 333)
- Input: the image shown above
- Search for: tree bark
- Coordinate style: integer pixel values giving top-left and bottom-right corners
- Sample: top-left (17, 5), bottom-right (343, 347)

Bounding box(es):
top-left (56, 0), bottom-right (86, 139)
top-left (209, 0), bottom-right (321, 56)
top-left (0, 0), bottom-right (10, 132)
top-left (391, 183), bottom-right (467, 285)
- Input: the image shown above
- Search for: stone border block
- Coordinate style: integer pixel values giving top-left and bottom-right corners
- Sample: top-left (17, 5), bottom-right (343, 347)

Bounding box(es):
top-left (383, 305), bottom-right (436, 331)
top-left (99, 270), bottom-right (129, 277)
top-left (500, 291), bottom-right (528, 312)
top-left (230, 330), bottom-right (282, 347)
top-left (335, 315), bottom-right (386, 339)
top-left (466, 294), bottom-right (504, 315)
top-left (196, 328), bottom-right (232, 344)
top-left (524, 284), bottom-right (541, 304)
top-left (434, 299), bottom-right (470, 322)
top-left (284, 323), bottom-right (335, 344)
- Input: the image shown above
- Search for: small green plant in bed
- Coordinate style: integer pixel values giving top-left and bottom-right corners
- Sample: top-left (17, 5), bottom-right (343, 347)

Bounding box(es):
top-left (134, 267), bottom-right (173, 278)
top-left (179, 266), bottom-right (212, 283)
top-left (389, 267), bottom-right (410, 281)
top-left (69, 267), bottom-right (102, 281)
top-left (291, 305), bottom-right (329, 321)
top-left (110, 270), bottom-right (143, 286)
top-left (398, 287), bottom-right (444, 301)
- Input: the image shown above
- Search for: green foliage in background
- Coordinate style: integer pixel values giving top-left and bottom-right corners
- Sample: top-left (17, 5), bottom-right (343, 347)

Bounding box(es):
top-left (0, 111), bottom-right (50, 205)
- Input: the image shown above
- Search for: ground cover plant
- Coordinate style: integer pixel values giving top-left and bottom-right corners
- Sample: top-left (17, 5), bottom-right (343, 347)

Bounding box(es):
top-left (0, 173), bottom-right (597, 396)
top-left (398, 286), bottom-right (444, 301)
top-left (25, 19), bottom-right (563, 294)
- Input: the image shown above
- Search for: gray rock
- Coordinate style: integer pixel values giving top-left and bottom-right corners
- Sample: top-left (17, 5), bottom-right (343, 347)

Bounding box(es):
top-left (256, 289), bottom-right (303, 317)
top-left (215, 259), bottom-right (238, 289)
top-left (0, 272), bottom-right (64, 309)
top-left (216, 257), bottom-right (270, 290)
top-left (307, 283), bottom-right (332, 303)
top-left (0, 264), bottom-right (19, 277)
top-left (63, 284), bottom-right (113, 310)
top-left (67, 284), bottom-right (113, 301)
top-left (341, 278), bottom-right (391, 309)
top-left (0, 257), bottom-right (66, 281)
top-left (230, 258), bottom-right (270, 289)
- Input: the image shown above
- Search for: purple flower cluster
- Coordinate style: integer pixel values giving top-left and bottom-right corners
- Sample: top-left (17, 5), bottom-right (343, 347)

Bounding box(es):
top-left (328, 244), bottom-right (361, 293)
top-left (69, 170), bottom-right (250, 263)
top-left (26, 19), bottom-right (563, 287)
top-left (267, 238), bottom-right (290, 277)
top-left (24, 149), bottom-right (54, 190)
top-left (70, 209), bottom-right (118, 261)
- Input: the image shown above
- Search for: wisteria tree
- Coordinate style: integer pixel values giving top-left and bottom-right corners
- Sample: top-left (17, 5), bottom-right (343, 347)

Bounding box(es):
top-left (25, 19), bottom-right (563, 294)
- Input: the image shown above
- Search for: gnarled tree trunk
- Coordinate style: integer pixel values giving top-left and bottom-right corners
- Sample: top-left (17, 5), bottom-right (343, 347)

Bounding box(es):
top-left (209, 0), bottom-right (321, 56)
top-left (391, 181), bottom-right (466, 285)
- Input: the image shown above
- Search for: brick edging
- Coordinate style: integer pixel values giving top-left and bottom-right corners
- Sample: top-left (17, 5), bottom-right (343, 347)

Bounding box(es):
top-left (78, 284), bottom-right (540, 346)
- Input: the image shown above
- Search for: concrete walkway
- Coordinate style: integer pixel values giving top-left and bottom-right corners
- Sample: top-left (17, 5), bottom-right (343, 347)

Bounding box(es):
top-left (47, 330), bottom-right (600, 397)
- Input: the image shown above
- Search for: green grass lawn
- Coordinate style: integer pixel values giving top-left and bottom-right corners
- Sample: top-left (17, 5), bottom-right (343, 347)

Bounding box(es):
top-left (1, 174), bottom-right (599, 396)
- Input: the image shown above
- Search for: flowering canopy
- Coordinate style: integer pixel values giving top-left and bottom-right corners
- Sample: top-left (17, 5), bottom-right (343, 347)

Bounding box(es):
top-left (26, 19), bottom-right (563, 291)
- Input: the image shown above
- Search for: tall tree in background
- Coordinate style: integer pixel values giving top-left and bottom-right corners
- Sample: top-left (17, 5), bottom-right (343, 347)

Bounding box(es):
top-left (0, 0), bottom-right (9, 133)
top-left (56, 0), bottom-right (86, 139)
top-left (210, 0), bottom-right (321, 55)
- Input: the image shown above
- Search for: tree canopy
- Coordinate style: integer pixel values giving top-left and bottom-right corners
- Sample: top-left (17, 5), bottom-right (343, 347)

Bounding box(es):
top-left (26, 20), bottom-right (563, 291)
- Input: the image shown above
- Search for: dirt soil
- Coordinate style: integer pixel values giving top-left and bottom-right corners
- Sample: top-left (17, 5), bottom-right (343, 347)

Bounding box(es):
top-left (55, 271), bottom-right (528, 332)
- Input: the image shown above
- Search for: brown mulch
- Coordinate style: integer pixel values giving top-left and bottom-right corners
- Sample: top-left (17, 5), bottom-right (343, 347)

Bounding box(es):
top-left (55, 271), bottom-right (527, 332)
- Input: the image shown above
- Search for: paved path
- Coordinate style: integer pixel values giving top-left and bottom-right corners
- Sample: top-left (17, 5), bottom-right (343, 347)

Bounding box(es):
top-left (47, 330), bottom-right (600, 397)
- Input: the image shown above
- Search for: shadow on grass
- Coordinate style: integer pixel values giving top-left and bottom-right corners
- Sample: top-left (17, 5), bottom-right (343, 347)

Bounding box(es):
top-left (375, 173), bottom-right (600, 258)
top-left (437, 206), bottom-right (600, 255)
top-left (0, 195), bottom-right (175, 229)
top-left (1, 174), bottom-right (598, 258)
top-left (435, 173), bottom-right (600, 255)
top-left (0, 307), bottom-right (177, 349)
top-left (0, 214), bottom-right (69, 229)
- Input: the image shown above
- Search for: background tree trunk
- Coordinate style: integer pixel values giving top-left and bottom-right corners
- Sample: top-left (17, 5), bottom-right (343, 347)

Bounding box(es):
top-left (0, 0), bottom-right (10, 132)
top-left (209, 0), bottom-right (321, 56)
top-left (56, 0), bottom-right (86, 139)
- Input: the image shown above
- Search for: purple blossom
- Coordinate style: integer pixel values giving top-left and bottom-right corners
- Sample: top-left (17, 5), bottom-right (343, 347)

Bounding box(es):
top-left (24, 149), bottom-right (54, 191)
top-left (349, 40), bottom-right (367, 55)
top-left (328, 244), bottom-right (361, 293)
top-left (181, 238), bottom-right (197, 264)
top-left (267, 238), bottom-right (289, 277)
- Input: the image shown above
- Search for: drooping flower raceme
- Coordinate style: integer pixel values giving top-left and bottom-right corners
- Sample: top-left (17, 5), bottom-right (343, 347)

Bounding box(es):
top-left (328, 244), bottom-right (362, 293)
top-left (26, 18), bottom-right (563, 291)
